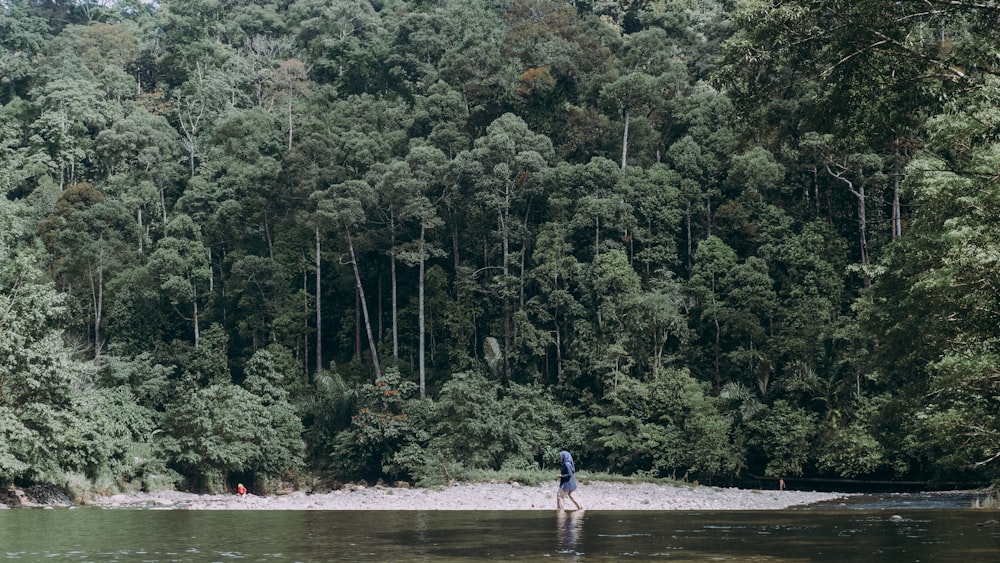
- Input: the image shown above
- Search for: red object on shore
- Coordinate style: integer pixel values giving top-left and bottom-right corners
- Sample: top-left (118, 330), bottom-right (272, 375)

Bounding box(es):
top-left (237, 483), bottom-right (247, 496)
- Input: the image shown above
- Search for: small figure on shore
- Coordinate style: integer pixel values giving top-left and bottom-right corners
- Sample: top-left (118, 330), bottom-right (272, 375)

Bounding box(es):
top-left (556, 450), bottom-right (584, 511)
top-left (779, 479), bottom-right (785, 491)
top-left (237, 483), bottom-right (247, 497)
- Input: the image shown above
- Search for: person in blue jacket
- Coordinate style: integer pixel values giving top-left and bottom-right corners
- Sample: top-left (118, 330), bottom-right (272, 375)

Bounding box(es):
top-left (556, 450), bottom-right (584, 511)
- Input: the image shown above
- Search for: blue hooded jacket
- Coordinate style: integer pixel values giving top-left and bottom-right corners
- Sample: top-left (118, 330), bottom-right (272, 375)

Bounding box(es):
top-left (558, 450), bottom-right (577, 492)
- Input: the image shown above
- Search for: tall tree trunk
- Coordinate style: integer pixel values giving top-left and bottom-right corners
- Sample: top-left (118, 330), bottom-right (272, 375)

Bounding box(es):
top-left (159, 182), bottom-right (169, 230)
top-left (713, 316), bottom-right (721, 395)
top-left (377, 274), bottom-right (383, 349)
top-left (826, 163), bottom-right (871, 287)
top-left (500, 198), bottom-right (512, 380)
top-left (91, 246), bottom-right (103, 362)
top-left (303, 270), bottom-right (310, 381)
top-left (812, 165), bottom-right (820, 216)
top-left (137, 208), bottom-right (144, 253)
top-left (892, 174), bottom-right (902, 239)
top-left (620, 108), bottom-right (630, 172)
top-left (418, 224), bottom-right (427, 399)
top-left (193, 285), bottom-right (200, 349)
top-left (346, 225), bottom-right (382, 379)
top-left (654, 326), bottom-right (668, 377)
top-left (520, 203), bottom-right (532, 310)
top-left (390, 219), bottom-right (399, 360)
top-left (287, 97), bottom-right (294, 150)
top-left (891, 140), bottom-right (904, 239)
top-left (452, 217), bottom-right (461, 273)
top-left (264, 213), bottom-right (274, 261)
top-left (595, 215), bottom-right (601, 257)
top-left (315, 227), bottom-right (322, 374)
top-left (706, 195), bottom-right (713, 237)
top-left (857, 183), bottom-right (869, 280)
top-left (355, 290), bottom-right (361, 360)
top-left (685, 203), bottom-right (692, 271)
top-left (554, 318), bottom-right (563, 381)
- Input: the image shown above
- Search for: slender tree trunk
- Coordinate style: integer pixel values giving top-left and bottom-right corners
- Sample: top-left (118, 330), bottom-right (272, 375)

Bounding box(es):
top-left (500, 208), bottom-right (509, 275)
top-left (346, 225), bottom-right (382, 379)
top-left (303, 270), bottom-right (310, 381)
top-left (620, 108), bottom-right (630, 172)
top-left (159, 183), bottom-right (169, 229)
top-left (713, 316), bottom-right (721, 394)
top-left (519, 240), bottom-right (527, 311)
top-left (287, 97), bottom-right (294, 150)
top-left (355, 290), bottom-right (361, 360)
top-left (594, 215), bottom-right (601, 257)
top-left (187, 145), bottom-right (196, 177)
top-left (857, 183), bottom-right (869, 284)
top-left (706, 195), bottom-right (713, 237)
top-left (137, 208), bottom-right (144, 253)
top-left (891, 141), bottom-right (904, 239)
top-left (390, 220), bottom-right (399, 360)
top-left (554, 318), bottom-right (563, 381)
top-left (503, 309), bottom-right (512, 380)
top-left (70, 155), bottom-right (76, 186)
top-left (377, 274), bottom-right (383, 349)
top-left (500, 199), bottom-right (512, 380)
top-left (193, 285), bottom-right (201, 349)
top-left (418, 224), bottom-right (427, 399)
top-left (627, 224), bottom-right (634, 263)
top-left (813, 166), bottom-right (821, 216)
top-left (654, 327), bottom-right (667, 377)
top-left (452, 217), bottom-right (461, 273)
top-left (892, 174), bottom-right (902, 239)
top-left (826, 163), bottom-right (871, 287)
top-left (91, 248), bottom-right (103, 362)
top-left (264, 213), bottom-right (274, 261)
top-left (685, 203), bottom-right (693, 271)
top-left (315, 227), bottom-right (322, 374)
top-left (519, 202), bottom-right (532, 311)
top-left (177, 90), bottom-right (204, 177)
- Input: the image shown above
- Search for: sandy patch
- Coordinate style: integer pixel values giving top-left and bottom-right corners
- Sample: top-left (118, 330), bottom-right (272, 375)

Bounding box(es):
top-left (83, 481), bottom-right (847, 511)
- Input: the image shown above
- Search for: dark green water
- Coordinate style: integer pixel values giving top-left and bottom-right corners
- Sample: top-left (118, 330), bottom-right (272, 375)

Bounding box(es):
top-left (1, 504), bottom-right (998, 561)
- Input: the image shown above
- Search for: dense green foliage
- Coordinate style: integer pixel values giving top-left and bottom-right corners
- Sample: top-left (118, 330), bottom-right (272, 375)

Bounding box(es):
top-left (1, 0), bottom-right (998, 493)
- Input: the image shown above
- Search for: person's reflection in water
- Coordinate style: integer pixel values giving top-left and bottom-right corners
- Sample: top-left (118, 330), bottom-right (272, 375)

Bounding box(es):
top-left (556, 508), bottom-right (585, 556)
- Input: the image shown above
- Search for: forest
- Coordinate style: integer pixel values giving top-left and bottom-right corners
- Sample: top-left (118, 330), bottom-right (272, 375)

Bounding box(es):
top-left (1, 0), bottom-right (999, 495)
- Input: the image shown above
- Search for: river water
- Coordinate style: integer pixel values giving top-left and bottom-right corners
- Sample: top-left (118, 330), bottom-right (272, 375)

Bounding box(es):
top-left (1, 494), bottom-right (998, 561)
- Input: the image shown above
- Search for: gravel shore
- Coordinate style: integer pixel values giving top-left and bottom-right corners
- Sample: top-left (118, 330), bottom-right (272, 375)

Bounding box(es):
top-left (84, 481), bottom-right (847, 511)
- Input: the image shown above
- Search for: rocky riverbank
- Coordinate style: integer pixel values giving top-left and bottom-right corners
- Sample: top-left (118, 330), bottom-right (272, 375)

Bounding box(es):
top-left (0, 484), bottom-right (74, 508)
top-left (78, 480), bottom-right (847, 511)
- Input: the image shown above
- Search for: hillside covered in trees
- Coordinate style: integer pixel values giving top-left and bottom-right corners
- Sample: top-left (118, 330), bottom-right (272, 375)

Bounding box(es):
top-left (2, 0), bottom-right (999, 494)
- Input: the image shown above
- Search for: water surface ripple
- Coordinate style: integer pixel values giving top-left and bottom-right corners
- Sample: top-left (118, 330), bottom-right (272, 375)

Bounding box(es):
top-left (0, 494), bottom-right (996, 561)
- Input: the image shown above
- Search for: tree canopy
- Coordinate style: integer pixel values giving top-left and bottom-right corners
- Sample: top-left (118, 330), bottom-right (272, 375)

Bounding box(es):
top-left (1, 0), bottom-right (999, 493)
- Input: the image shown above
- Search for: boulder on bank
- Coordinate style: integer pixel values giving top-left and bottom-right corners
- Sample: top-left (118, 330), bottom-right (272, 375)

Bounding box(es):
top-left (1, 484), bottom-right (74, 508)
